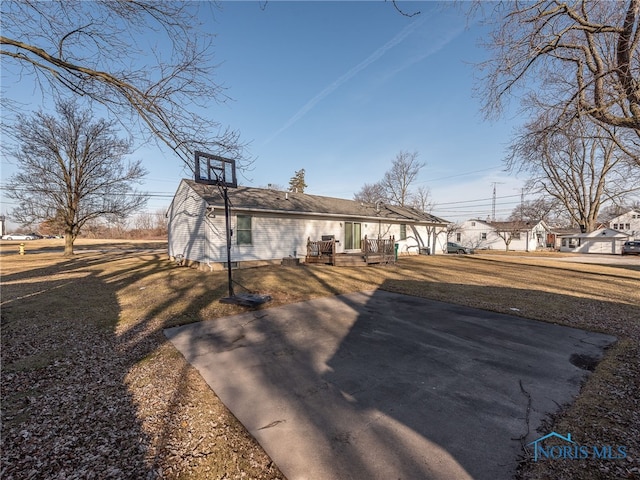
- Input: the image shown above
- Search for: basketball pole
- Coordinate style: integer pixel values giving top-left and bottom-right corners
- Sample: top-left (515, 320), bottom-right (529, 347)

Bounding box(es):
top-left (223, 184), bottom-right (234, 297)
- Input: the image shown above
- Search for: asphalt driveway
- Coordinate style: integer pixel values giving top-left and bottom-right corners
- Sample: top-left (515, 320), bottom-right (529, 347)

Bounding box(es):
top-left (165, 290), bottom-right (615, 480)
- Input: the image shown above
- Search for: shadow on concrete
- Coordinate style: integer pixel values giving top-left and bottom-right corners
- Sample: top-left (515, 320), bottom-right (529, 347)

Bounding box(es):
top-left (166, 282), bottom-right (619, 480)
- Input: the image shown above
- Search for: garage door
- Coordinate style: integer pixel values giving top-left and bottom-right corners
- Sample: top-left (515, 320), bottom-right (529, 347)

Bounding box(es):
top-left (586, 240), bottom-right (613, 254)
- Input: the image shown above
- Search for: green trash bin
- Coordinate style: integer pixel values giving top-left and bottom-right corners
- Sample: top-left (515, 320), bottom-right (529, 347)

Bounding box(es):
top-left (394, 243), bottom-right (399, 261)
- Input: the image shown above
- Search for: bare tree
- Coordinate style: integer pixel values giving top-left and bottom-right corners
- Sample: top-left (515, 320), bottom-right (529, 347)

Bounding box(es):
top-left (353, 182), bottom-right (388, 204)
top-left (38, 210), bottom-right (67, 237)
top-left (133, 212), bottom-right (156, 232)
top-left (507, 113), bottom-right (639, 232)
top-left (380, 150), bottom-right (425, 206)
top-left (0, 1), bottom-right (246, 169)
top-left (491, 221), bottom-right (527, 252)
top-left (508, 196), bottom-right (565, 225)
top-left (476, 0), bottom-right (640, 138)
top-left (153, 208), bottom-right (169, 237)
top-left (412, 185), bottom-right (434, 212)
top-left (131, 209), bottom-right (167, 238)
top-left (5, 100), bottom-right (147, 255)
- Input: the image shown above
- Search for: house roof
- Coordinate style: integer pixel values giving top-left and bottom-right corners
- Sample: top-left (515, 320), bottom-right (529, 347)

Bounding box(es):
top-left (559, 228), bottom-right (630, 239)
top-left (467, 219), bottom-right (548, 231)
top-left (182, 179), bottom-right (449, 225)
top-left (608, 209), bottom-right (639, 223)
top-left (549, 227), bottom-right (582, 235)
top-left (488, 220), bottom-right (547, 230)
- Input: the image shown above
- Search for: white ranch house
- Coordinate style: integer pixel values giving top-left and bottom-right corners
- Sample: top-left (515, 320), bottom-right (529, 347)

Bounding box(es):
top-left (167, 180), bottom-right (450, 270)
top-left (453, 219), bottom-right (550, 252)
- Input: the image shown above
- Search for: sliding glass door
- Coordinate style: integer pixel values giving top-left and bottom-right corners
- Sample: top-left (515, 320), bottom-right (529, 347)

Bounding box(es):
top-left (344, 222), bottom-right (361, 250)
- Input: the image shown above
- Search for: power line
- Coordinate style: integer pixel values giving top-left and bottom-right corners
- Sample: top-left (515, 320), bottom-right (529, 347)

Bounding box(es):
top-left (0, 184), bottom-right (174, 199)
top-left (417, 165), bottom-right (504, 184)
top-left (433, 193), bottom-right (523, 207)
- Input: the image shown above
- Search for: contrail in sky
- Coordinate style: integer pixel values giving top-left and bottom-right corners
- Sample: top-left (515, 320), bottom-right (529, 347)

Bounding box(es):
top-left (264, 16), bottom-right (427, 145)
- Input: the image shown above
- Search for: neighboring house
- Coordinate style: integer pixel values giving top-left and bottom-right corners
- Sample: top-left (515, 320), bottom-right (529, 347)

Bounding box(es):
top-left (454, 219), bottom-right (550, 251)
top-left (167, 180), bottom-right (450, 269)
top-left (546, 227), bottom-right (582, 250)
top-left (608, 210), bottom-right (640, 239)
top-left (559, 228), bottom-right (630, 254)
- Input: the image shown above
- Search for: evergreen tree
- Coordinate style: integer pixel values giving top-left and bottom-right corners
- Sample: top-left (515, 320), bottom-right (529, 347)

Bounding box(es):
top-left (288, 169), bottom-right (307, 193)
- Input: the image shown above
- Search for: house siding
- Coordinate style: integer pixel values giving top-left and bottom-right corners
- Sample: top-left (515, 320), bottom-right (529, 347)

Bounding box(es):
top-left (609, 210), bottom-right (640, 239)
top-left (393, 224), bottom-right (448, 255)
top-left (230, 215), bottom-right (445, 264)
top-left (456, 220), bottom-right (548, 251)
top-left (167, 181), bottom-right (208, 262)
top-left (168, 181), bottom-right (450, 267)
top-left (232, 214), bottom-right (342, 262)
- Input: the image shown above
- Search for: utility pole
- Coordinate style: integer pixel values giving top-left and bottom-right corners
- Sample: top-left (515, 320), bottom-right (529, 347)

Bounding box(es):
top-left (515, 187), bottom-right (525, 221)
top-left (491, 182), bottom-right (504, 221)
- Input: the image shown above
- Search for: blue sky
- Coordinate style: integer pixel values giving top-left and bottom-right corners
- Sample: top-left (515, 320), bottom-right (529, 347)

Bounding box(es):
top-left (1, 1), bottom-right (529, 227)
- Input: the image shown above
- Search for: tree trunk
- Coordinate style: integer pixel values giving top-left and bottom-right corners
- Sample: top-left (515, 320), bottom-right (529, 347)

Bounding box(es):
top-left (64, 229), bottom-right (75, 256)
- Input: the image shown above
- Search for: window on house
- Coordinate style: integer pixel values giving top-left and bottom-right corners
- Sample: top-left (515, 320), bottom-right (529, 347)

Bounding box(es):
top-left (512, 232), bottom-right (521, 240)
top-left (626, 223), bottom-right (631, 230)
top-left (236, 215), bottom-right (252, 245)
top-left (456, 233), bottom-right (461, 242)
top-left (471, 221), bottom-right (476, 226)
top-left (613, 223), bottom-right (618, 229)
top-left (481, 232), bottom-right (487, 240)
top-left (400, 224), bottom-right (407, 240)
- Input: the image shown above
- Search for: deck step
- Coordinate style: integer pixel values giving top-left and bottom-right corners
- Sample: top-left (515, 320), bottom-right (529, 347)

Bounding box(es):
top-left (334, 255), bottom-right (367, 266)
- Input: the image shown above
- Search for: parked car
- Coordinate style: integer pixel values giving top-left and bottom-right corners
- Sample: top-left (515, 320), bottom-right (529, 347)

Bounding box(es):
top-left (621, 240), bottom-right (640, 255)
top-left (1, 233), bottom-right (39, 240)
top-left (447, 242), bottom-right (473, 254)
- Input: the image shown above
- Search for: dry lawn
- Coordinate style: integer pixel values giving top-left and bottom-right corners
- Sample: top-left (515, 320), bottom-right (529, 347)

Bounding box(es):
top-left (1, 242), bottom-right (639, 479)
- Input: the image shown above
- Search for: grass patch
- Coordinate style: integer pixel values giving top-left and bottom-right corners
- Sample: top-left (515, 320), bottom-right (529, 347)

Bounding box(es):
top-left (1, 245), bottom-right (638, 479)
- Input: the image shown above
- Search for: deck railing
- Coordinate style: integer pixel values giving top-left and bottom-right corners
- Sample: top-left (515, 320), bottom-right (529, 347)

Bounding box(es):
top-left (363, 235), bottom-right (395, 263)
top-left (306, 237), bottom-right (336, 264)
top-left (306, 235), bottom-right (395, 265)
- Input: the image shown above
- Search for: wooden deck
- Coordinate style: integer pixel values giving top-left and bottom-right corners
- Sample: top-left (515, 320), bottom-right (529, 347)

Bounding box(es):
top-left (305, 236), bottom-right (395, 266)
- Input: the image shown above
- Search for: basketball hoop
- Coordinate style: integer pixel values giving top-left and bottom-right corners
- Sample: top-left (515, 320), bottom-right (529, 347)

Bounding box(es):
top-left (194, 151), bottom-right (237, 188)
top-left (193, 151), bottom-right (270, 307)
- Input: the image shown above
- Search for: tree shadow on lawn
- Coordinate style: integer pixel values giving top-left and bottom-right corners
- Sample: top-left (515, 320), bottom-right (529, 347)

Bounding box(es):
top-left (3, 251), bottom-right (637, 479)
top-left (0, 251), bottom-right (281, 479)
top-left (1, 254), bottom-right (157, 477)
top-left (167, 278), bottom-right (638, 480)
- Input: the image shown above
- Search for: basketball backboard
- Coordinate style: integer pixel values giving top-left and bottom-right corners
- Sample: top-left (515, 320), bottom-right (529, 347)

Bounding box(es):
top-left (194, 151), bottom-right (237, 188)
